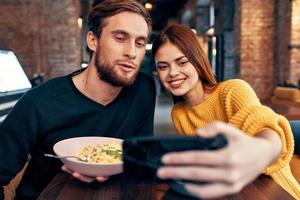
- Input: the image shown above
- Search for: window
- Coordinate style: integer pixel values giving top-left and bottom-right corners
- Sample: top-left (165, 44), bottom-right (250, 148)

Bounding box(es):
top-left (0, 50), bottom-right (31, 92)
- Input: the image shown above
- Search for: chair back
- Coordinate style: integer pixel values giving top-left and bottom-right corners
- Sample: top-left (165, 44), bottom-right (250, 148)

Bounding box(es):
top-left (290, 120), bottom-right (300, 154)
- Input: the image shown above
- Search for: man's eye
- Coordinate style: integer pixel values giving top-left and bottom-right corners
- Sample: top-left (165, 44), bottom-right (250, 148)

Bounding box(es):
top-left (136, 41), bottom-right (146, 48)
top-left (115, 36), bottom-right (125, 42)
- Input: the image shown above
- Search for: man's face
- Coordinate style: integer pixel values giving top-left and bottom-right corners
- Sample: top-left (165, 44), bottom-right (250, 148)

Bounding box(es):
top-left (94, 12), bottom-right (149, 87)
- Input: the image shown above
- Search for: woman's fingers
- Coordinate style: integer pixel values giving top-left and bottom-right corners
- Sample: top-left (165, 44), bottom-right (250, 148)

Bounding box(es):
top-left (157, 166), bottom-right (239, 184)
top-left (161, 149), bottom-right (229, 166)
top-left (197, 121), bottom-right (243, 140)
top-left (157, 122), bottom-right (274, 199)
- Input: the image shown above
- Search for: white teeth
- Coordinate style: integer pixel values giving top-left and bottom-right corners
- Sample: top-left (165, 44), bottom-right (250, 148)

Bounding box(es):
top-left (170, 80), bottom-right (184, 84)
top-left (169, 79), bottom-right (184, 88)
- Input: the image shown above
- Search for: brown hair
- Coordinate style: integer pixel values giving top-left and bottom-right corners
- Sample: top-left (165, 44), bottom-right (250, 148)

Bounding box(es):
top-left (152, 23), bottom-right (217, 89)
top-left (88, 0), bottom-right (152, 39)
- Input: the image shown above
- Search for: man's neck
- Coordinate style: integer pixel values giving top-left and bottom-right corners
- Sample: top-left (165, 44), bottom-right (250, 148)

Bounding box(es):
top-left (72, 65), bottom-right (122, 106)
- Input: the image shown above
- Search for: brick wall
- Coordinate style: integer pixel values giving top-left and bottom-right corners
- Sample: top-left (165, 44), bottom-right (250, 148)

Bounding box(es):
top-left (290, 0), bottom-right (300, 84)
top-left (0, 0), bottom-right (81, 80)
top-left (236, 0), bottom-right (276, 101)
top-left (234, 0), bottom-right (300, 100)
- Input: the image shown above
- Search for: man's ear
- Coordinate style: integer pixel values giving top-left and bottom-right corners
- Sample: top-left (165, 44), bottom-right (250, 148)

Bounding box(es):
top-left (86, 31), bottom-right (98, 52)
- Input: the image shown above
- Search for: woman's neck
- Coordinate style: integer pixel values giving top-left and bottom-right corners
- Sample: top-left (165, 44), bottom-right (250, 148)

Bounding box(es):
top-left (183, 81), bottom-right (206, 107)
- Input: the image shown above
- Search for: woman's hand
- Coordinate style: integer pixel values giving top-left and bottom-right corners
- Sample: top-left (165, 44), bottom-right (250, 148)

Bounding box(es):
top-left (61, 165), bottom-right (109, 183)
top-left (157, 121), bottom-right (282, 199)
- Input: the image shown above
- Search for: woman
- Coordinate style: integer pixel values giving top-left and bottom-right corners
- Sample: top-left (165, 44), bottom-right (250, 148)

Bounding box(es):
top-left (152, 23), bottom-right (300, 199)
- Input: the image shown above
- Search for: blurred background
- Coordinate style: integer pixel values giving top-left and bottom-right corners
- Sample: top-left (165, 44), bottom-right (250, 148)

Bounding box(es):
top-left (0, 0), bottom-right (300, 134)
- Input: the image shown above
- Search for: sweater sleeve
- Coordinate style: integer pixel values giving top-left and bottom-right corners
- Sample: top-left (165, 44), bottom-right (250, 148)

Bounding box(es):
top-left (0, 93), bottom-right (39, 199)
top-left (221, 79), bottom-right (300, 198)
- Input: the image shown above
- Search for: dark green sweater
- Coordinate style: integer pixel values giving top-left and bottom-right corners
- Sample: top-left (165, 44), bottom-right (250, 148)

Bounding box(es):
top-left (0, 70), bottom-right (155, 200)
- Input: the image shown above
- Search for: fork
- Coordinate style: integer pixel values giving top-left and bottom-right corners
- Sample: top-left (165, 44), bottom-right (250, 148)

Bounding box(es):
top-left (44, 153), bottom-right (88, 162)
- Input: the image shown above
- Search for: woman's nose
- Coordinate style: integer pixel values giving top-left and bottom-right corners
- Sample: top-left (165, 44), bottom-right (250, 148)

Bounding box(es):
top-left (169, 64), bottom-right (180, 77)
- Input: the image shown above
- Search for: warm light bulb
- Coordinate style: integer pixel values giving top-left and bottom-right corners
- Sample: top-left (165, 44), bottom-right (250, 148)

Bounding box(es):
top-left (77, 18), bottom-right (83, 29)
top-left (145, 3), bottom-right (153, 10)
top-left (212, 49), bottom-right (217, 56)
top-left (206, 27), bottom-right (214, 36)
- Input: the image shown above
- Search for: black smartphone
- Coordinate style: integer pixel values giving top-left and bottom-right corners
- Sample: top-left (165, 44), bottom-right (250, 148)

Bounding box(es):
top-left (122, 134), bottom-right (227, 184)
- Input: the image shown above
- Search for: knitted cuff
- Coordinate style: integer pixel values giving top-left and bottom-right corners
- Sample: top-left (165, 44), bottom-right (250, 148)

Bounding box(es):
top-left (229, 105), bottom-right (294, 174)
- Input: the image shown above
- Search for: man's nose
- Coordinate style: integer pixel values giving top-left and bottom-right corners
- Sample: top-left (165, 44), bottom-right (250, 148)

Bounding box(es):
top-left (123, 41), bottom-right (137, 59)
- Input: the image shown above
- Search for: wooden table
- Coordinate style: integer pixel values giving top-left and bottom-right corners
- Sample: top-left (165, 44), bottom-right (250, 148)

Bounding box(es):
top-left (37, 157), bottom-right (300, 200)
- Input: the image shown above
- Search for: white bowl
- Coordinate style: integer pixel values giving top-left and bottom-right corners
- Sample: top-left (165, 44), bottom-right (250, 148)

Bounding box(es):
top-left (53, 136), bottom-right (123, 177)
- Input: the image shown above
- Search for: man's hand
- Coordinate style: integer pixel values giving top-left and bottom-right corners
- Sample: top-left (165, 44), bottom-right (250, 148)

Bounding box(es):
top-left (157, 121), bottom-right (282, 199)
top-left (61, 165), bottom-right (109, 183)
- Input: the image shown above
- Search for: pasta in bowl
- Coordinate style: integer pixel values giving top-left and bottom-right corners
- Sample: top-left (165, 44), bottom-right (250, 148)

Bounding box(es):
top-left (53, 136), bottom-right (123, 177)
top-left (76, 142), bottom-right (122, 163)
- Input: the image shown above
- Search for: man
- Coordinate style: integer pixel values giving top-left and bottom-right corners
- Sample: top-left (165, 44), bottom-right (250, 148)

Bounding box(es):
top-left (0, 0), bottom-right (155, 199)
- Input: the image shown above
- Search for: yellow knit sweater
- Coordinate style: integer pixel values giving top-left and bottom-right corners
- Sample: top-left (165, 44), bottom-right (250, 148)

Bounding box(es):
top-left (172, 79), bottom-right (300, 199)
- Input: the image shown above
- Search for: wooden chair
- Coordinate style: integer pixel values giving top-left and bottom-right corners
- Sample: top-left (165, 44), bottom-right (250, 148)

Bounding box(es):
top-left (4, 159), bottom-right (29, 200)
top-left (290, 120), bottom-right (300, 155)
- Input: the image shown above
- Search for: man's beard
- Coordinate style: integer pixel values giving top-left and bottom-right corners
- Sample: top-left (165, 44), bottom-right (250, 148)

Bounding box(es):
top-left (95, 51), bottom-right (138, 87)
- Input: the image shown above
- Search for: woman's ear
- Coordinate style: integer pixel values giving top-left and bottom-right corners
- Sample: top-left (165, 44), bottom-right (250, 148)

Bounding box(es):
top-left (86, 31), bottom-right (97, 53)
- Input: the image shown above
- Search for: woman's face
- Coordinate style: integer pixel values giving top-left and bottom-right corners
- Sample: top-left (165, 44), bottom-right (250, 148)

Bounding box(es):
top-left (155, 42), bottom-right (199, 97)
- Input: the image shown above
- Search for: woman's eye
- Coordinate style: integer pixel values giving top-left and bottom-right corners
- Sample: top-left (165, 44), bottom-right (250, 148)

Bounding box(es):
top-left (157, 65), bottom-right (168, 71)
top-left (179, 61), bottom-right (188, 66)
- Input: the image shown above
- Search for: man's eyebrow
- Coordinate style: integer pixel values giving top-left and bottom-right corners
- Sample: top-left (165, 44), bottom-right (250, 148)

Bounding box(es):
top-left (111, 30), bottom-right (128, 36)
top-left (111, 30), bottom-right (148, 41)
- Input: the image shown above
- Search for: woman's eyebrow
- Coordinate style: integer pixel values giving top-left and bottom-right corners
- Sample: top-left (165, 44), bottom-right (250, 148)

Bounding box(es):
top-left (175, 56), bottom-right (187, 62)
top-left (157, 56), bottom-right (187, 64)
top-left (156, 61), bottom-right (169, 65)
